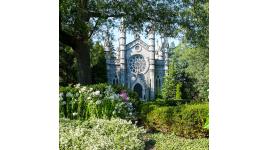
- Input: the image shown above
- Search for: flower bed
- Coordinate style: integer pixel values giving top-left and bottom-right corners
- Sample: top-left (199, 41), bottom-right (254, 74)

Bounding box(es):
top-left (59, 83), bottom-right (140, 120)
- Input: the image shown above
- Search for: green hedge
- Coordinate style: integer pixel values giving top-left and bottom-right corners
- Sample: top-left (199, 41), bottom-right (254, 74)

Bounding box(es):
top-left (139, 101), bottom-right (209, 139)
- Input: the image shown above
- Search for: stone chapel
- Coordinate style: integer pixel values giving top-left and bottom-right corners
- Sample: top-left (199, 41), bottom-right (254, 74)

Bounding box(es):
top-left (104, 19), bottom-right (169, 101)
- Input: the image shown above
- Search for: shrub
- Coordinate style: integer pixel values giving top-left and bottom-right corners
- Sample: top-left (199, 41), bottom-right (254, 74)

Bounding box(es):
top-left (164, 100), bottom-right (178, 106)
top-left (59, 117), bottom-right (147, 149)
top-left (155, 93), bottom-right (163, 99)
top-left (176, 83), bottom-right (182, 99)
top-left (139, 101), bottom-right (209, 139)
top-left (172, 102), bottom-right (209, 138)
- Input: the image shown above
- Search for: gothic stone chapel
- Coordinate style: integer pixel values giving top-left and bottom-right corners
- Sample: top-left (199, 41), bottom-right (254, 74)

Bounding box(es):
top-left (104, 19), bottom-right (169, 101)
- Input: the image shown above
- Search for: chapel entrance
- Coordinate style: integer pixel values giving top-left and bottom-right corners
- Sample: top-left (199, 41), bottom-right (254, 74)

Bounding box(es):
top-left (134, 83), bottom-right (142, 98)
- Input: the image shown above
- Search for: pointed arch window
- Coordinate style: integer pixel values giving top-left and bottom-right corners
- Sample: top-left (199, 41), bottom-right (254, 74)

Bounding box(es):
top-left (155, 75), bottom-right (161, 94)
top-left (113, 75), bottom-right (119, 85)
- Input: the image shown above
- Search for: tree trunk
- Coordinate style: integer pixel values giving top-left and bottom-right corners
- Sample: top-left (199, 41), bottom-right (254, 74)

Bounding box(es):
top-left (74, 40), bottom-right (92, 86)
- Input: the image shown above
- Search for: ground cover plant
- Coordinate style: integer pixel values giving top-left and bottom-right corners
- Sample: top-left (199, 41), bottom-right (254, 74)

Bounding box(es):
top-left (59, 118), bottom-right (147, 149)
top-left (144, 133), bottom-right (209, 150)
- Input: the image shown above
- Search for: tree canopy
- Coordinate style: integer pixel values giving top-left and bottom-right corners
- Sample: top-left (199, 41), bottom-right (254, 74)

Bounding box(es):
top-left (59, 0), bottom-right (197, 85)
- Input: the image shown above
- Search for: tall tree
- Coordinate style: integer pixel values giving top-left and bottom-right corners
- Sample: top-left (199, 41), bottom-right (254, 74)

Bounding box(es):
top-left (60, 0), bottom-right (185, 85)
top-left (91, 41), bottom-right (108, 84)
top-left (175, 0), bottom-right (209, 98)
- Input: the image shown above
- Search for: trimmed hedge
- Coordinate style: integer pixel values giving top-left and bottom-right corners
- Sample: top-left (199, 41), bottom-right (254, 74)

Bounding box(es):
top-left (139, 101), bottom-right (209, 139)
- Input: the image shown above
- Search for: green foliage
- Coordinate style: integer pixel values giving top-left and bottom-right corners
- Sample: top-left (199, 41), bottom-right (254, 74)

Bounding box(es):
top-left (59, 42), bottom-right (78, 86)
top-left (175, 84), bottom-right (182, 99)
top-left (203, 113), bottom-right (209, 129)
top-left (145, 133), bottom-right (209, 150)
top-left (162, 75), bottom-right (178, 100)
top-left (59, 118), bottom-right (147, 149)
top-left (91, 41), bottom-right (108, 84)
top-left (139, 101), bottom-right (209, 139)
top-left (155, 93), bottom-right (163, 99)
top-left (164, 100), bottom-right (178, 106)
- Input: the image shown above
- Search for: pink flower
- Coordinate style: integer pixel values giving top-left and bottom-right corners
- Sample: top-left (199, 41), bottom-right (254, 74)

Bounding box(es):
top-left (122, 89), bottom-right (126, 93)
top-left (119, 93), bottom-right (128, 100)
top-left (124, 102), bottom-right (128, 104)
top-left (127, 105), bottom-right (131, 107)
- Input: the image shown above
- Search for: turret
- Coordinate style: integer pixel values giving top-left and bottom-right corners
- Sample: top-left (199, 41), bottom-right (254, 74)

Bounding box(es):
top-left (164, 37), bottom-right (169, 76)
top-left (116, 37), bottom-right (120, 59)
top-left (120, 17), bottom-right (126, 85)
top-left (158, 35), bottom-right (163, 60)
top-left (155, 39), bottom-right (159, 59)
top-left (104, 28), bottom-right (111, 83)
top-left (149, 21), bottom-right (155, 100)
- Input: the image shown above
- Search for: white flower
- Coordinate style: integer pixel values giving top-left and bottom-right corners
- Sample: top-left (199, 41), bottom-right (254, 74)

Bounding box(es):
top-left (89, 100), bottom-right (93, 104)
top-left (89, 88), bottom-right (93, 92)
top-left (95, 100), bottom-right (102, 104)
top-left (66, 92), bottom-right (73, 98)
top-left (73, 112), bottom-right (78, 116)
top-left (118, 110), bottom-right (120, 113)
top-left (62, 101), bottom-right (66, 105)
top-left (75, 93), bottom-right (79, 97)
top-left (59, 97), bottom-right (64, 101)
top-left (95, 91), bottom-right (100, 96)
top-left (74, 83), bottom-right (80, 88)
top-left (59, 92), bottom-right (64, 97)
top-left (112, 110), bottom-right (116, 115)
top-left (115, 107), bottom-right (117, 109)
top-left (87, 96), bottom-right (91, 100)
top-left (129, 112), bottom-right (132, 116)
top-left (69, 101), bottom-right (72, 104)
top-left (81, 86), bottom-right (87, 92)
top-left (128, 102), bottom-right (132, 106)
top-left (127, 97), bottom-right (129, 101)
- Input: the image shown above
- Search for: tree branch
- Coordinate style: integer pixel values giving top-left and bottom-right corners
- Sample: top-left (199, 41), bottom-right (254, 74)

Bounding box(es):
top-left (88, 18), bottom-right (99, 39)
top-left (59, 13), bottom-right (76, 49)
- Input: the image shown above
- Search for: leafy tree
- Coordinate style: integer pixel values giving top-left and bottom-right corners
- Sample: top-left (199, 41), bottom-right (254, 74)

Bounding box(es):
top-left (162, 75), bottom-right (178, 100)
top-left (173, 0), bottom-right (209, 98)
top-left (60, 0), bottom-right (186, 85)
top-left (59, 42), bottom-right (78, 86)
top-left (91, 41), bottom-right (108, 84)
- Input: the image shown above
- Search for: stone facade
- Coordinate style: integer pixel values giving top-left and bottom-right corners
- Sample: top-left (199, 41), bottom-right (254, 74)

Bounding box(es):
top-left (104, 19), bottom-right (169, 101)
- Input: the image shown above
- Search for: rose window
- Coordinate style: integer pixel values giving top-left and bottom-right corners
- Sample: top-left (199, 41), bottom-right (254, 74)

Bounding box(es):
top-left (128, 56), bottom-right (147, 73)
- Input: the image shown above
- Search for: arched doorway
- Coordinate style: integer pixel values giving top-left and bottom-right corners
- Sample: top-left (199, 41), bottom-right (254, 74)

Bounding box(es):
top-left (134, 83), bottom-right (142, 98)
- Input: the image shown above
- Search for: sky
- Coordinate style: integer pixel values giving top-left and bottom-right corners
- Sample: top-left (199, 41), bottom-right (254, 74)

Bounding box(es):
top-left (95, 28), bottom-right (181, 54)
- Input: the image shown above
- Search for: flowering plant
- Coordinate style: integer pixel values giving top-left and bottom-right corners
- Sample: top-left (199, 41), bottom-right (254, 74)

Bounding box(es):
top-left (59, 84), bottom-right (135, 120)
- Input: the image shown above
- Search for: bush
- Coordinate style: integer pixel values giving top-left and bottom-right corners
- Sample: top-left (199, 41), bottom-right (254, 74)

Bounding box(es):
top-left (172, 102), bottom-right (209, 138)
top-left (155, 93), bottom-right (163, 99)
top-left (59, 117), bottom-right (147, 149)
top-left (176, 84), bottom-right (182, 99)
top-left (139, 101), bottom-right (209, 139)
